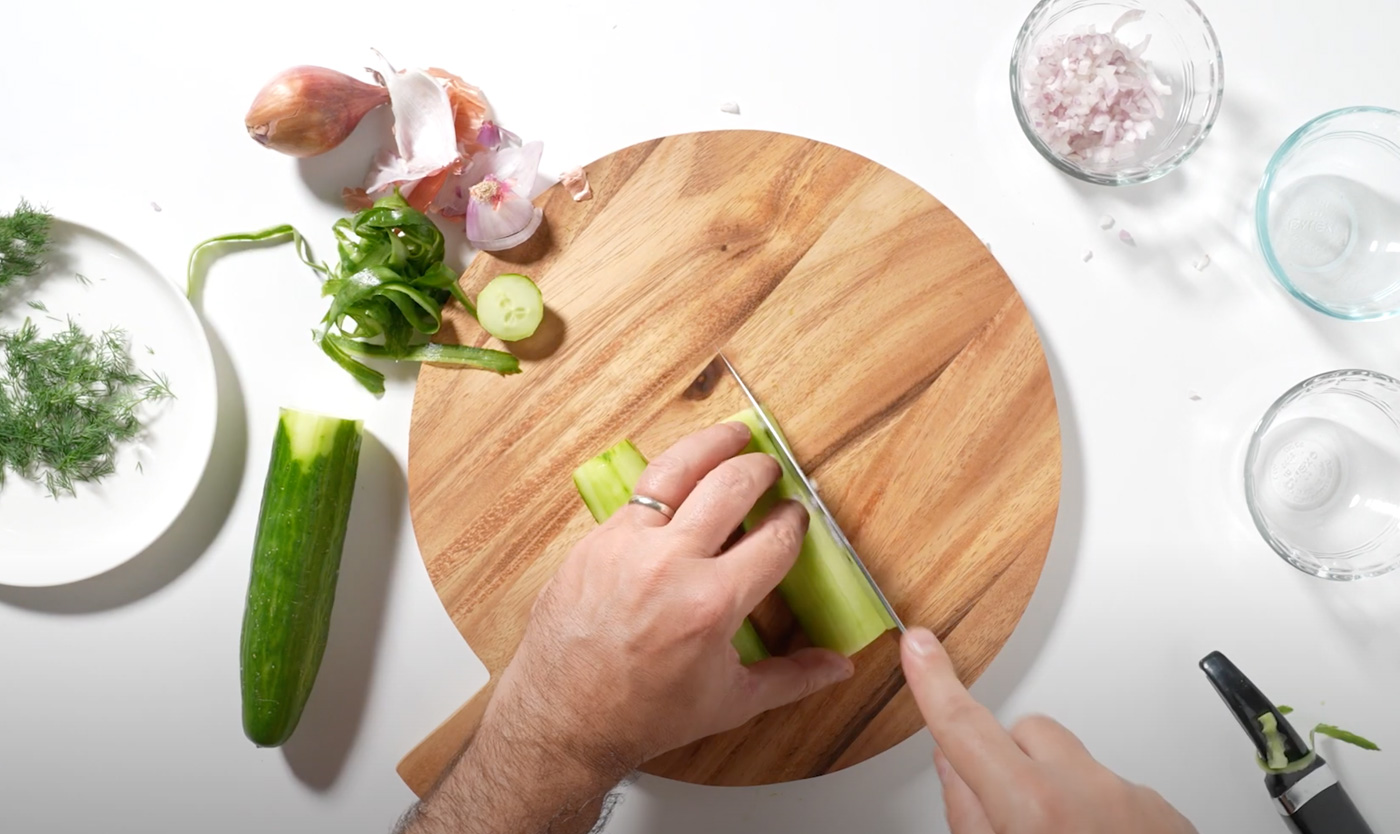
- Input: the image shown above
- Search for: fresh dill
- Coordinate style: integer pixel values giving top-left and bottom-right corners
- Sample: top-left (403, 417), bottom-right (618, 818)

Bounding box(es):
top-left (140, 369), bottom-right (176, 401)
top-left (0, 320), bottom-right (173, 498)
top-left (0, 199), bottom-right (51, 294)
top-left (73, 272), bottom-right (92, 286)
top-left (0, 200), bottom-right (174, 498)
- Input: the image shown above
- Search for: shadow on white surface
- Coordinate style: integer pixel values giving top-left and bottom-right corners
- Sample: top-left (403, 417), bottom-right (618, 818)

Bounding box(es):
top-left (1056, 91), bottom-right (1282, 301)
top-left (282, 430), bottom-right (405, 791)
top-left (295, 106), bottom-right (390, 210)
top-left (0, 319), bottom-right (246, 612)
top-left (626, 732), bottom-right (939, 834)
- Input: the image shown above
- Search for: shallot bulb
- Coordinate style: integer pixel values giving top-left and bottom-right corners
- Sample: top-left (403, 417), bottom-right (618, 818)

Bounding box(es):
top-left (434, 140), bottom-right (545, 250)
top-left (467, 176), bottom-right (543, 251)
top-left (245, 66), bottom-right (389, 158)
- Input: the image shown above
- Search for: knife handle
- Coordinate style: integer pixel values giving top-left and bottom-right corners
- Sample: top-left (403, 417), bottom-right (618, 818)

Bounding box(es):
top-left (1279, 765), bottom-right (1373, 834)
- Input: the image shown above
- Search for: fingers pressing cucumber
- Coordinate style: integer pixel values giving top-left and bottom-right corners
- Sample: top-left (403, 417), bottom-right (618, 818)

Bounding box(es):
top-left (477, 273), bottom-right (544, 342)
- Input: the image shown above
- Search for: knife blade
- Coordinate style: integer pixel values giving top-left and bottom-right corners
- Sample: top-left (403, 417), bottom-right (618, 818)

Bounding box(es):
top-left (718, 353), bottom-right (905, 633)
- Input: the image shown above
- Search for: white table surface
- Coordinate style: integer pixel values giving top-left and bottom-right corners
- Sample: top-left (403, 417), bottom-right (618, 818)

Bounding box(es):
top-left (4, 1), bottom-right (1399, 831)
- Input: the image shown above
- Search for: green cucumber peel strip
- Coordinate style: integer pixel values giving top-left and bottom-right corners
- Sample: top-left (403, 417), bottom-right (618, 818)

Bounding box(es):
top-left (1315, 724), bottom-right (1381, 751)
top-left (1256, 711), bottom-right (1381, 774)
top-left (187, 224), bottom-right (326, 301)
top-left (325, 334), bottom-right (519, 372)
top-left (318, 334), bottom-right (520, 396)
top-left (185, 191), bottom-right (517, 393)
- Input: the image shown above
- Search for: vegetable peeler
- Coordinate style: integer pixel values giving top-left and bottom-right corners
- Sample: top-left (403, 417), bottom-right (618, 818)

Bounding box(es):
top-left (1200, 651), bottom-right (1374, 834)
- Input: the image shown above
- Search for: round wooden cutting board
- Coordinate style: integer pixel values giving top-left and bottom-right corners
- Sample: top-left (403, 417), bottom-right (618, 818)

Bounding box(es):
top-left (402, 130), bottom-right (1061, 791)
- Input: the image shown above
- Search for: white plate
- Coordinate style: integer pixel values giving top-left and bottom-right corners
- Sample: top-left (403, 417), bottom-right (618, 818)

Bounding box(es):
top-left (0, 221), bottom-right (217, 586)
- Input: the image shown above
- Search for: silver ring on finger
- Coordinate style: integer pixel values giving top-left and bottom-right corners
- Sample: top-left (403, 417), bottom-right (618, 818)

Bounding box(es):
top-left (628, 494), bottom-right (676, 520)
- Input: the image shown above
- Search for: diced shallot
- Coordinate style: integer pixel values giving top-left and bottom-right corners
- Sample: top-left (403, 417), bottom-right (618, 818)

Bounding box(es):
top-left (1022, 11), bottom-right (1171, 167)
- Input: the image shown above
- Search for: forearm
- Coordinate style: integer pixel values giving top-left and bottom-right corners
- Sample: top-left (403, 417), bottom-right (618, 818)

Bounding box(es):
top-left (398, 718), bottom-right (626, 834)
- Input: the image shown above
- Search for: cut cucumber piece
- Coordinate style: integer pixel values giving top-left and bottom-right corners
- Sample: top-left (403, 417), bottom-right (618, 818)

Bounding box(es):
top-left (730, 618), bottom-right (769, 667)
top-left (572, 439), bottom-right (771, 665)
top-left (573, 439), bottom-right (650, 523)
top-left (726, 408), bottom-right (896, 657)
top-left (240, 408), bottom-right (363, 747)
top-left (477, 273), bottom-right (544, 342)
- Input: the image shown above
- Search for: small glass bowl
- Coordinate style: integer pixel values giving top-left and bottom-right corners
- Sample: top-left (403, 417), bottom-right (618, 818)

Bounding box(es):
top-left (1256, 107), bottom-right (1400, 320)
top-left (1245, 370), bottom-right (1400, 581)
top-left (1010, 0), bottom-right (1224, 185)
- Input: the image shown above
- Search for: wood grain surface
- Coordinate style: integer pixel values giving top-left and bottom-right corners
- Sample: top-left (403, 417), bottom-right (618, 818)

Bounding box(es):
top-left (401, 130), bottom-right (1061, 793)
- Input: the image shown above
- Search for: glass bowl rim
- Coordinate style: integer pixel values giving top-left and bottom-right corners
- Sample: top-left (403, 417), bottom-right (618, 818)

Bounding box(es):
top-left (1254, 105), bottom-right (1400, 322)
top-left (1008, 0), bottom-right (1226, 186)
top-left (1243, 367), bottom-right (1400, 581)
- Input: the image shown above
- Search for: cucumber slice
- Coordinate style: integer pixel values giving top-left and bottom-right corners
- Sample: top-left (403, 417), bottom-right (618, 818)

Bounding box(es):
top-left (478, 273), bottom-right (544, 342)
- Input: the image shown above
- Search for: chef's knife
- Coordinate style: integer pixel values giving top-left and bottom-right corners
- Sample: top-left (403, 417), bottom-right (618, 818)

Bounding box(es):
top-left (1200, 651), bottom-right (1374, 834)
top-left (718, 353), bottom-right (905, 633)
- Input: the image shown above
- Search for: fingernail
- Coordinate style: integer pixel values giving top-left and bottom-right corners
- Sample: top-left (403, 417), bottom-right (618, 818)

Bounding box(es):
top-left (831, 656), bottom-right (855, 682)
top-left (905, 627), bottom-right (938, 657)
top-left (725, 421), bottom-right (751, 439)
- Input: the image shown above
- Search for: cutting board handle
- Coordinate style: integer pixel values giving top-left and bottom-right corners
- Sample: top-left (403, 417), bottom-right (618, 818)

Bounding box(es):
top-left (397, 677), bottom-right (498, 798)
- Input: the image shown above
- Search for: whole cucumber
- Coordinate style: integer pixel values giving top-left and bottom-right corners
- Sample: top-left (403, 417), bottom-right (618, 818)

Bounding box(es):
top-left (240, 408), bottom-right (363, 747)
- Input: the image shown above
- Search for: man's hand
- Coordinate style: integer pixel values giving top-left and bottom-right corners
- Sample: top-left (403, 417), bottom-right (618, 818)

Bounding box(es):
top-left (493, 421), bottom-right (854, 772)
top-left (402, 422), bottom-right (853, 834)
top-left (900, 628), bottom-right (1197, 834)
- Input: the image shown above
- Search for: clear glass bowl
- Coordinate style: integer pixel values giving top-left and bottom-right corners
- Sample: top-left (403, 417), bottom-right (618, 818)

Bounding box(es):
top-left (1010, 0), bottom-right (1224, 185)
top-left (1245, 370), bottom-right (1400, 581)
top-left (1256, 107), bottom-right (1400, 320)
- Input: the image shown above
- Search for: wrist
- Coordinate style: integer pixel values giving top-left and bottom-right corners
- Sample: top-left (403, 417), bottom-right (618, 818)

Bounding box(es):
top-left (416, 704), bottom-right (628, 834)
top-left (478, 704), bottom-right (633, 789)
top-left (485, 660), bottom-right (641, 781)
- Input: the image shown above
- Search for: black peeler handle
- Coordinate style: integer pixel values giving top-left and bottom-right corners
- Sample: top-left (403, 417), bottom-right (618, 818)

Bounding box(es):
top-left (1200, 651), bottom-right (1374, 834)
top-left (1287, 781), bottom-right (1374, 834)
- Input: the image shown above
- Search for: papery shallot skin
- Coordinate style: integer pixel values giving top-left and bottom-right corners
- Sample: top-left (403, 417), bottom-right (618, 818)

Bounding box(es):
top-left (363, 51), bottom-right (459, 195)
top-left (561, 167), bottom-right (592, 201)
